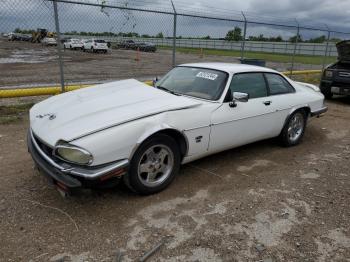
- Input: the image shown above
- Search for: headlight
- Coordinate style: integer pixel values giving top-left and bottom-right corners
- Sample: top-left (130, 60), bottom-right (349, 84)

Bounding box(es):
top-left (55, 142), bottom-right (93, 165)
top-left (325, 70), bottom-right (333, 78)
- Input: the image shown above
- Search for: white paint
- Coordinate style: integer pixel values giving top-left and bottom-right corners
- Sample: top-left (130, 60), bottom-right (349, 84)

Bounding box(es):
top-left (29, 63), bottom-right (326, 168)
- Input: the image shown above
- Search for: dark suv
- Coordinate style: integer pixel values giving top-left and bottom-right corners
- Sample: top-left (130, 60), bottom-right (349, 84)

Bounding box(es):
top-left (320, 40), bottom-right (350, 98)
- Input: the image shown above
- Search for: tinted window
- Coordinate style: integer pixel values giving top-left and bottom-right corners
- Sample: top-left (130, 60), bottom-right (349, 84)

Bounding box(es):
top-left (95, 40), bottom-right (105, 43)
top-left (229, 73), bottom-right (267, 99)
top-left (265, 73), bottom-right (294, 95)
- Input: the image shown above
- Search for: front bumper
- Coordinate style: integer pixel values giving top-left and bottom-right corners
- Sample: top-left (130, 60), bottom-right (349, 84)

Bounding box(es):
top-left (27, 130), bottom-right (129, 190)
top-left (320, 80), bottom-right (350, 95)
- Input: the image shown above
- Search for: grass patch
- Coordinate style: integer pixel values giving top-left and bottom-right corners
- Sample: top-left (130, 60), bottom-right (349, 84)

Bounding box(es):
top-left (0, 103), bottom-right (34, 124)
top-left (292, 74), bottom-right (321, 85)
top-left (159, 46), bottom-right (336, 65)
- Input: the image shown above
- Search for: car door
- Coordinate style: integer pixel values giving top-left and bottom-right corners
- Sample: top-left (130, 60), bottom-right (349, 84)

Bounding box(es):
top-left (263, 73), bottom-right (298, 134)
top-left (209, 72), bottom-right (281, 152)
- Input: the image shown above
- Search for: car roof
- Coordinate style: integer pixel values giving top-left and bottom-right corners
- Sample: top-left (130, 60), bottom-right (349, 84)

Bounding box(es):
top-left (179, 62), bottom-right (277, 74)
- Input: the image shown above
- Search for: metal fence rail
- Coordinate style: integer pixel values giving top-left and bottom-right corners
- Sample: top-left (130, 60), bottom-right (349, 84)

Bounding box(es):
top-left (0, 0), bottom-right (349, 95)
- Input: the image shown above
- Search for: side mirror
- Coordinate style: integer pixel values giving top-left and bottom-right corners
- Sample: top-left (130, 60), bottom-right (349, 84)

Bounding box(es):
top-left (153, 76), bottom-right (159, 87)
top-left (229, 92), bottom-right (249, 107)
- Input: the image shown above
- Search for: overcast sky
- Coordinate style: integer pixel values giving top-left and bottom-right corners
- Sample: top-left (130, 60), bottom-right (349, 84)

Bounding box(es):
top-left (1, 0), bottom-right (349, 39)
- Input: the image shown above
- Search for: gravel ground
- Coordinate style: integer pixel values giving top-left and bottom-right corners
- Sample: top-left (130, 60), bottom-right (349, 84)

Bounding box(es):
top-left (0, 97), bottom-right (350, 261)
top-left (0, 39), bottom-right (321, 88)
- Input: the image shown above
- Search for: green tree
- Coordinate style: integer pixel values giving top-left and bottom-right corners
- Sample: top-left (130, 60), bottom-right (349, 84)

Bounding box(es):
top-left (307, 35), bottom-right (326, 43)
top-left (289, 34), bottom-right (303, 43)
top-left (155, 32), bottom-right (164, 38)
top-left (225, 27), bottom-right (242, 41)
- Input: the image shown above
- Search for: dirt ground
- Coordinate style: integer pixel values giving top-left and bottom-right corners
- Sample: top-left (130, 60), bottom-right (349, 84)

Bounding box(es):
top-left (0, 38), bottom-right (321, 88)
top-left (0, 97), bottom-right (349, 261)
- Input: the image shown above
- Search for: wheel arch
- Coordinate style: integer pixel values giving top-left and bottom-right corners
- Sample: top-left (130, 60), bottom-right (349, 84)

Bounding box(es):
top-left (131, 127), bottom-right (188, 161)
top-left (280, 105), bottom-right (310, 134)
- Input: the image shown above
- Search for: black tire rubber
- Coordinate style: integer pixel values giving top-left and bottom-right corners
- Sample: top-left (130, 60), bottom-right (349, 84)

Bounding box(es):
top-left (123, 134), bottom-right (180, 195)
top-left (279, 110), bottom-right (307, 147)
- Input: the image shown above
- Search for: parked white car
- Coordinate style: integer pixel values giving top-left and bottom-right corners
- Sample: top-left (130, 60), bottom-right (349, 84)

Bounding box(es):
top-left (83, 39), bottom-right (108, 53)
top-left (28, 63), bottom-right (327, 195)
top-left (41, 37), bottom-right (57, 46)
top-left (64, 38), bottom-right (83, 50)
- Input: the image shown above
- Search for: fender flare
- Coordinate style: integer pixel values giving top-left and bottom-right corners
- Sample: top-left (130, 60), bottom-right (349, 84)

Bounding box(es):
top-left (128, 124), bottom-right (189, 161)
top-left (280, 104), bottom-right (310, 133)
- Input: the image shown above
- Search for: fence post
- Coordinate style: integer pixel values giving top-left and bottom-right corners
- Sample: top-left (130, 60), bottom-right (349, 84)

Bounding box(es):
top-left (170, 0), bottom-right (177, 67)
top-left (52, 0), bottom-right (65, 93)
top-left (322, 26), bottom-right (331, 72)
top-left (290, 19), bottom-right (299, 77)
top-left (240, 11), bottom-right (247, 60)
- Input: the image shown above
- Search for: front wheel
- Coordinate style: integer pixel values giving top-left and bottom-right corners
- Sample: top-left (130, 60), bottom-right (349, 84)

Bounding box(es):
top-left (279, 110), bottom-right (307, 147)
top-left (124, 134), bottom-right (180, 195)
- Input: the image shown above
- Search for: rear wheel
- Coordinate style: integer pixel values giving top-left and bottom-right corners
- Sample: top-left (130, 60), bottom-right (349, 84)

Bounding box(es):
top-left (279, 110), bottom-right (307, 147)
top-left (124, 134), bottom-right (180, 195)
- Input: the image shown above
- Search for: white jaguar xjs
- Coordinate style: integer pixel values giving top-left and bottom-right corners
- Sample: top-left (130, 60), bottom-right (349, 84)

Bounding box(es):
top-left (28, 63), bottom-right (327, 195)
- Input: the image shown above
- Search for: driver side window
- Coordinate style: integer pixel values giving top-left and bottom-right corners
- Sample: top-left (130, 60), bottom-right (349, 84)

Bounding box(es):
top-left (228, 73), bottom-right (267, 100)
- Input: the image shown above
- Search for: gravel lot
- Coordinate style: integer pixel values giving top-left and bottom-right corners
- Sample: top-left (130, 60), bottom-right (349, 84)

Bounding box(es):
top-left (0, 39), bottom-right (321, 88)
top-left (0, 97), bottom-right (350, 261)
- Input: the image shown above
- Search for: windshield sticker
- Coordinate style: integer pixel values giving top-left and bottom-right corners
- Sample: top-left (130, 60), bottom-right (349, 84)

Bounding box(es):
top-left (196, 72), bottom-right (218, 81)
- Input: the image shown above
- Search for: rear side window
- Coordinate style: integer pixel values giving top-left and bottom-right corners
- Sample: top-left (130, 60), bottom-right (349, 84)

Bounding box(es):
top-left (229, 73), bottom-right (267, 99)
top-left (265, 73), bottom-right (294, 95)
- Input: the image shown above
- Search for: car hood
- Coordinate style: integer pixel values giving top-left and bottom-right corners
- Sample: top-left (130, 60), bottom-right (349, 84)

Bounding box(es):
top-left (336, 41), bottom-right (350, 62)
top-left (30, 79), bottom-right (201, 146)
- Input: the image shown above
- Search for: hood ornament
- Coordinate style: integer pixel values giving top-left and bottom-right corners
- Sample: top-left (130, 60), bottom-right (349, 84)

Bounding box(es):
top-left (36, 113), bottom-right (56, 120)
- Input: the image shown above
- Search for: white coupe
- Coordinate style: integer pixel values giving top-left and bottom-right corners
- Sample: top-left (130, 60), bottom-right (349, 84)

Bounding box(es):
top-left (28, 63), bottom-right (327, 195)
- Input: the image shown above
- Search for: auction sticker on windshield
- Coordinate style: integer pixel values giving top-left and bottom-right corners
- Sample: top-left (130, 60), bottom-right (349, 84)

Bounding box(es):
top-left (196, 71), bottom-right (218, 81)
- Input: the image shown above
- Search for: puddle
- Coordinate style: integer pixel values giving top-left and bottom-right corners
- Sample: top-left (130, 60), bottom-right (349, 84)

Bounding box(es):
top-left (0, 49), bottom-right (57, 64)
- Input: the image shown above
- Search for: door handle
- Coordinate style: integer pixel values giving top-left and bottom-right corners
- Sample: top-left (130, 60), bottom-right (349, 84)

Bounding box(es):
top-left (263, 101), bottom-right (272, 106)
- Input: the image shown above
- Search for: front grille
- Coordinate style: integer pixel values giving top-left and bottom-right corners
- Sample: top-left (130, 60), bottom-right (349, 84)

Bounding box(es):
top-left (338, 72), bottom-right (350, 78)
top-left (332, 81), bottom-right (350, 88)
top-left (32, 133), bottom-right (54, 157)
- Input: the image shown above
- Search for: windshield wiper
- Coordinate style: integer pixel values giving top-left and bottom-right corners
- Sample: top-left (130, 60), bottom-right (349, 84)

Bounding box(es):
top-left (156, 86), bottom-right (181, 96)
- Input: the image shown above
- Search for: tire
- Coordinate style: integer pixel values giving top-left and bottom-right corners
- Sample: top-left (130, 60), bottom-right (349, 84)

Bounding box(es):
top-left (279, 110), bottom-right (307, 147)
top-left (124, 134), bottom-right (181, 195)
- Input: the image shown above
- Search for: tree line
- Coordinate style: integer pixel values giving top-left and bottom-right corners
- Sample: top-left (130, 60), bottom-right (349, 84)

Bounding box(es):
top-left (12, 27), bottom-right (342, 43)
top-left (224, 26), bottom-right (341, 43)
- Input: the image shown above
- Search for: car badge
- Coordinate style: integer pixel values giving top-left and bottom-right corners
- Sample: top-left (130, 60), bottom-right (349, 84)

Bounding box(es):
top-left (36, 113), bottom-right (56, 120)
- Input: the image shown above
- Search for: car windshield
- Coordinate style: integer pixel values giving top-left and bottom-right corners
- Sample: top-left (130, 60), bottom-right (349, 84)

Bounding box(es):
top-left (156, 67), bottom-right (228, 100)
top-left (95, 40), bottom-right (105, 43)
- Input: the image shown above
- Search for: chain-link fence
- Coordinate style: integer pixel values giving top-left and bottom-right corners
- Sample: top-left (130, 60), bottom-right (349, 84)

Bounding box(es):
top-left (1, 0), bottom-right (350, 97)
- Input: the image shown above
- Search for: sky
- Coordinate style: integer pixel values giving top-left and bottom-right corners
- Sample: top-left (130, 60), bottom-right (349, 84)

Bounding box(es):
top-left (1, 0), bottom-right (350, 40)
